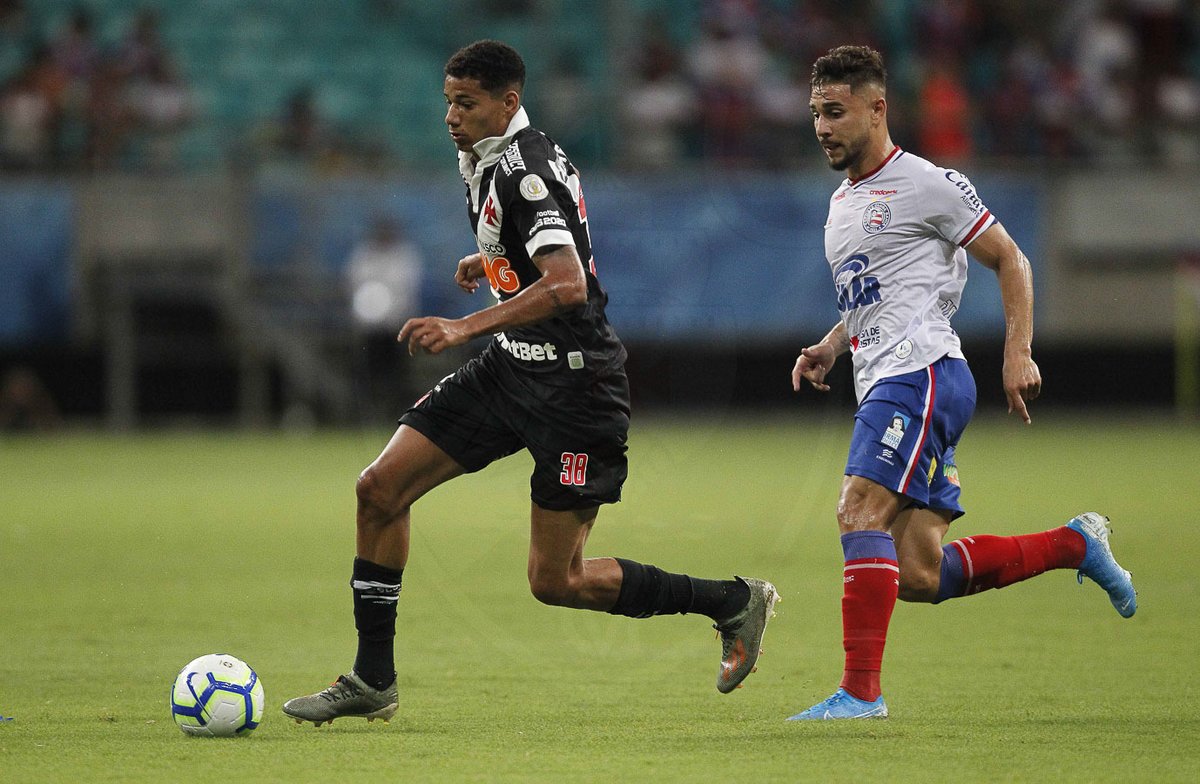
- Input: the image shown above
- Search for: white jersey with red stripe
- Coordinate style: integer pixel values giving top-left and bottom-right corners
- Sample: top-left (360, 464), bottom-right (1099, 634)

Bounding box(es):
top-left (822, 147), bottom-right (995, 401)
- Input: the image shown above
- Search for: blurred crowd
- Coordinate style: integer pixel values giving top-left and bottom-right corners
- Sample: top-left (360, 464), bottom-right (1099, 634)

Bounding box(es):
top-left (0, 1), bottom-right (391, 173)
top-left (2, 0), bottom-right (1198, 174)
top-left (618, 0), bottom-right (1200, 170)
top-left (0, 2), bottom-right (193, 171)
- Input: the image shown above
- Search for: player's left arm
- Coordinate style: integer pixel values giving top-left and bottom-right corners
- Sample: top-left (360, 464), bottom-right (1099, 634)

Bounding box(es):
top-left (398, 244), bottom-right (586, 355)
top-left (966, 222), bottom-right (1042, 424)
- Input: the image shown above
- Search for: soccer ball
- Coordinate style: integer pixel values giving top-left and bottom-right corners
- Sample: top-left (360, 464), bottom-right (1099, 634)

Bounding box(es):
top-left (170, 653), bottom-right (264, 737)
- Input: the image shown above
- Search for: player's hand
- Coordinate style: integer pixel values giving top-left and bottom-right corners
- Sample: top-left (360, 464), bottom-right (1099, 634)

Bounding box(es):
top-left (398, 316), bottom-right (470, 355)
top-left (792, 344), bottom-right (836, 392)
top-left (455, 253), bottom-right (485, 293)
top-left (1002, 351), bottom-right (1041, 424)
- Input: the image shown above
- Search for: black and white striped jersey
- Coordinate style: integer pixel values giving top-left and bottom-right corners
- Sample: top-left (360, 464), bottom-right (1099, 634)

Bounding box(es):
top-left (457, 107), bottom-right (625, 384)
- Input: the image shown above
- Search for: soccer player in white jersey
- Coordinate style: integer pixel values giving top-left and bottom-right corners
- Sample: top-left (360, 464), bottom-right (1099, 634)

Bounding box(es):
top-left (787, 45), bottom-right (1137, 720)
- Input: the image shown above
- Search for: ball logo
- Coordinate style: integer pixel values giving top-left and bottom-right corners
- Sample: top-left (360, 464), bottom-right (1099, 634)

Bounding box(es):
top-left (893, 339), bottom-right (913, 359)
top-left (519, 174), bottom-right (548, 201)
top-left (862, 201), bottom-right (891, 234)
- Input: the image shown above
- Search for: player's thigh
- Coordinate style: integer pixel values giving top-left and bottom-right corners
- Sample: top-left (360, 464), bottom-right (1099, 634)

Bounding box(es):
top-left (846, 358), bottom-right (974, 514)
top-left (399, 352), bottom-right (525, 474)
top-left (891, 506), bottom-right (952, 601)
top-left (845, 395), bottom-right (934, 511)
top-left (524, 372), bottom-right (630, 513)
top-left (358, 424), bottom-right (467, 512)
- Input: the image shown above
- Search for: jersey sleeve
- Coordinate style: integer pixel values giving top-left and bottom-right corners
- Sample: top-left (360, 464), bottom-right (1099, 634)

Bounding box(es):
top-left (922, 166), bottom-right (996, 248)
top-left (495, 146), bottom-right (576, 258)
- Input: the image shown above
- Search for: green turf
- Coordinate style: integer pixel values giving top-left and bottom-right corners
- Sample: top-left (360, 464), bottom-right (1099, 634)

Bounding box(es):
top-left (1, 414), bottom-right (1197, 782)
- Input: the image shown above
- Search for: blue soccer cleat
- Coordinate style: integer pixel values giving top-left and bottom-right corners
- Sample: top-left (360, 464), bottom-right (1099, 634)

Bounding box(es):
top-left (786, 688), bottom-right (888, 721)
top-left (1067, 512), bottom-right (1137, 618)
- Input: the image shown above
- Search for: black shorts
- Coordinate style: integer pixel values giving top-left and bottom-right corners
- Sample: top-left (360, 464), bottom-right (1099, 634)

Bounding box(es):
top-left (399, 345), bottom-right (630, 511)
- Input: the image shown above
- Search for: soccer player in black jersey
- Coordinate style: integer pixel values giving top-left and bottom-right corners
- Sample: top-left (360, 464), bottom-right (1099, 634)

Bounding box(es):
top-left (283, 40), bottom-right (778, 725)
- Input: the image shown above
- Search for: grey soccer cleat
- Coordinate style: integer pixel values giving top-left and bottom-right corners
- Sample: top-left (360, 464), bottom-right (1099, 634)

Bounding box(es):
top-left (282, 671), bottom-right (398, 727)
top-left (714, 577), bottom-right (780, 694)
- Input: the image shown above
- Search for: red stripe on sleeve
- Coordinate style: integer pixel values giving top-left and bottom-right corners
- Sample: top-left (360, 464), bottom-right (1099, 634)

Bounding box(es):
top-left (960, 211), bottom-right (993, 247)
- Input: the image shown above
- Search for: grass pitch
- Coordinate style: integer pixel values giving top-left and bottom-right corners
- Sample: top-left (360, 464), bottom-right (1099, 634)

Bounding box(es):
top-left (1, 414), bottom-right (1197, 782)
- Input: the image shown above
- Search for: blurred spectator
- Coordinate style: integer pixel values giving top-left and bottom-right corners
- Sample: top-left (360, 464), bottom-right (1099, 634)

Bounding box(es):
top-left (92, 9), bottom-right (192, 170)
top-left (265, 86), bottom-right (340, 165)
top-left (84, 57), bottom-right (132, 170)
top-left (534, 50), bottom-right (599, 165)
top-left (346, 215), bottom-right (425, 410)
top-left (915, 0), bottom-right (981, 65)
top-left (348, 216), bottom-right (423, 332)
top-left (619, 18), bottom-right (697, 170)
top-left (0, 68), bottom-right (50, 170)
top-left (117, 12), bottom-right (193, 170)
top-left (49, 7), bottom-right (103, 168)
top-left (1128, 0), bottom-right (1189, 91)
top-left (752, 59), bottom-right (811, 168)
top-left (1034, 56), bottom-right (1087, 160)
top-left (1073, 1), bottom-right (1139, 161)
top-left (113, 8), bottom-right (168, 82)
top-left (0, 366), bottom-right (61, 431)
top-left (0, 45), bottom-right (65, 170)
top-left (50, 6), bottom-right (101, 85)
top-left (251, 84), bottom-right (392, 172)
top-left (983, 46), bottom-right (1040, 158)
top-left (687, 17), bottom-right (767, 165)
top-left (1158, 64), bottom-right (1200, 165)
top-left (123, 57), bottom-right (193, 170)
top-left (916, 61), bottom-right (973, 162)
top-left (0, 0), bottom-right (32, 81)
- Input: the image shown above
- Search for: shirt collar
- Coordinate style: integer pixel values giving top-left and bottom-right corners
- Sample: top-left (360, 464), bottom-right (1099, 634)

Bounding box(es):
top-left (457, 106), bottom-right (531, 182)
top-left (849, 146), bottom-right (903, 187)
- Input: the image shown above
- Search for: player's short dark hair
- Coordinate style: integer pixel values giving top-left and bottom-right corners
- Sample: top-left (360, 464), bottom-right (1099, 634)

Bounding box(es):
top-left (811, 45), bottom-right (887, 94)
top-left (445, 40), bottom-right (526, 95)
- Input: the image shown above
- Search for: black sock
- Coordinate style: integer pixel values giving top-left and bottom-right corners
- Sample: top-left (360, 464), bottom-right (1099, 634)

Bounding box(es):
top-left (607, 558), bottom-right (749, 622)
top-left (351, 557), bottom-right (403, 690)
top-left (695, 575), bottom-right (751, 623)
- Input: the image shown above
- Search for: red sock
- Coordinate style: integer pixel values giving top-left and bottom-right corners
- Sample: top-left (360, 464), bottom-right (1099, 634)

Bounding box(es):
top-left (840, 557), bottom-right (899, 702)
top-left (948, 526), bottom-right (1086, 595)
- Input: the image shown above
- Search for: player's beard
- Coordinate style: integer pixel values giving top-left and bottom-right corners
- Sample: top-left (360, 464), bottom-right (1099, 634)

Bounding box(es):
top-left (827, 135), bottom-right (866, 172)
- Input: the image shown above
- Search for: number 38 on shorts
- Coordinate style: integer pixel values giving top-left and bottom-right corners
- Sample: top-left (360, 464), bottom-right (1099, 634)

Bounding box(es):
top-left (559, 452), bottom-right (589, 486)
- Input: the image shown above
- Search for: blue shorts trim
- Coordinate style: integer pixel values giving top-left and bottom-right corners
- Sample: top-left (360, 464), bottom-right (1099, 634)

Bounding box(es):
top-left (845, 356), bottom-right (975, 516)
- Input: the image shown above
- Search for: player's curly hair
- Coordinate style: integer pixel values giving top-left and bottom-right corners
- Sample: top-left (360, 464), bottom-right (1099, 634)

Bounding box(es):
top-left (445, 40), bottom-right (526, 95)
top-left (811, 45), bottom-right (887, 93)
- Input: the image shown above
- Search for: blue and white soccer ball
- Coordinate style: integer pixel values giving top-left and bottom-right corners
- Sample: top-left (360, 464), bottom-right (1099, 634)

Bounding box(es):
top-left (170, 653), bottom-right (264, 737)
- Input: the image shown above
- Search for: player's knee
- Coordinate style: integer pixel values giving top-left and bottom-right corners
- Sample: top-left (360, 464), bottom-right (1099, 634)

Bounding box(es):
top-left (836, 493), bottom-right (889, 532)
top-left (835, 473), bottom-right (906, 532)
top-left (355, 466), bottom-right (406, 526)
top-left (528, 573), bottom-right (577, 607)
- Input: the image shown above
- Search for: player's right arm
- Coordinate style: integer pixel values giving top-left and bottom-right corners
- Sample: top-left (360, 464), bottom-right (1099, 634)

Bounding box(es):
top-left (792, 321), bottom-right (850, 392)
top-left (398, 244), bottom-right (587, 355)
